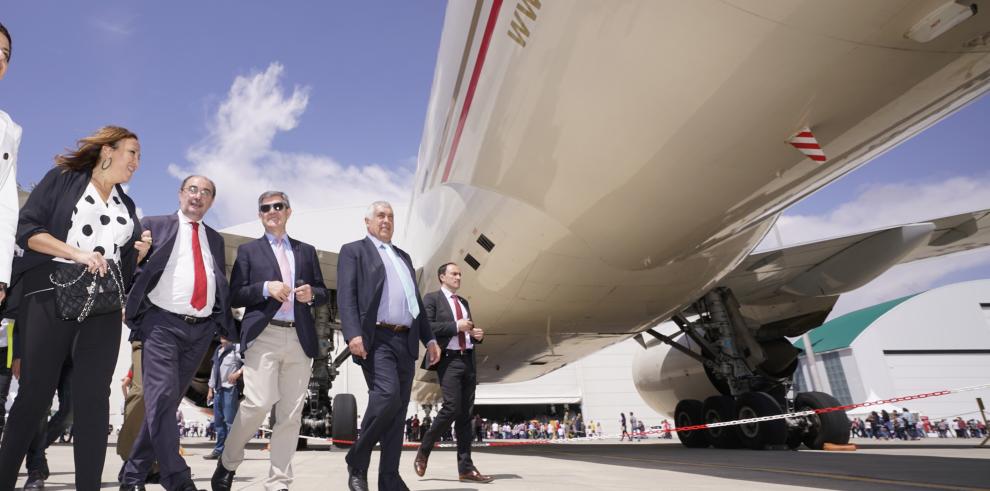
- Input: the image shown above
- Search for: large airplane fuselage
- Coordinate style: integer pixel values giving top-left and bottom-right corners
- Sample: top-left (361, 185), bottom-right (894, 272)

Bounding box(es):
top-left (402, 0), bottom-right (990, 386)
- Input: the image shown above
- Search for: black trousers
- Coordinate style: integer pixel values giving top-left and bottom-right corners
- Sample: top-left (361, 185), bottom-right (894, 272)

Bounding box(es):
top-left (418, 351), bottom-right (476, 473)
top-left (346, 329), bottom-right (414, 491)
top-left (0, 289), bottom-right (121, 491)
top-left (26, 356), bottom-right (73, 475)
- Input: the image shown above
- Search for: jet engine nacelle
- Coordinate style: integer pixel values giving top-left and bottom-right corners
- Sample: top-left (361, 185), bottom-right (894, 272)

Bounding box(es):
top-left (631, 336), bottom-right (720, 416)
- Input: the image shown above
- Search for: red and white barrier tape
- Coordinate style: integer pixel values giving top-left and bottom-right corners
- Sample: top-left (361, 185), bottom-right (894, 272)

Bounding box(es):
top-left (258, 383), bottom-right (990, 446)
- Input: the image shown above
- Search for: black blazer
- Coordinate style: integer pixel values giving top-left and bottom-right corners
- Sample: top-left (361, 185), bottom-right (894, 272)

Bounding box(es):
top-left (336, 237), bottom-right (434, 364)
top-left (229, 235), bottom-right (328, 358)
top-left (16, 167), bottom-right (142, 291)
top-left (124, 213), bottom-right (233, 338)
top-left (420, 289), bottom-right (483, 370)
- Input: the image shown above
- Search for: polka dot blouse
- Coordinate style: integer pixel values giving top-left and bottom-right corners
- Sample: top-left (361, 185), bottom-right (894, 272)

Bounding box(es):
top-left (56, 182), bottom-right (134, 264)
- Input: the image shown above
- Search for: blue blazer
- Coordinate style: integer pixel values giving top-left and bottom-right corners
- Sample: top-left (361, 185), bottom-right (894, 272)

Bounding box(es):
top-left (336, 237), bottom-right (434, 364)
top-left (124, 213), bottom-right (233, 338)
top-left (229, 236), bottom-right (328, 358)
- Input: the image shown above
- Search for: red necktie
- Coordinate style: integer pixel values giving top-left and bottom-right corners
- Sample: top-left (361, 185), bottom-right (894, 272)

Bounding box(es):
top-left (452, 294), bottom-right (466, 351)
top-left (190, 222), bottom-right (207, 310)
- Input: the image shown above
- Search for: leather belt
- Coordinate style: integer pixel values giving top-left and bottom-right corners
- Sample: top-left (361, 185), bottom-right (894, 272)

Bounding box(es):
top-left (376, 322), bottom-right (409, 333)
top-left (155, 306), bottom-right (210, 325)
top-left (445, 349), bottom-right (473, 356)
top-left (270, 319), bottom-right (296, 328)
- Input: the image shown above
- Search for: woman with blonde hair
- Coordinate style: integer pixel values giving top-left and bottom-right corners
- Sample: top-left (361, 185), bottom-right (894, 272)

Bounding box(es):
top-left (0, 125), bottom-right (150, 490)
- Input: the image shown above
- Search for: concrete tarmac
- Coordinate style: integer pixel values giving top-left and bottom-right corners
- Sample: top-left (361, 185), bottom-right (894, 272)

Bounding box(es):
top-left (9, 436), bottom-right (990, 490)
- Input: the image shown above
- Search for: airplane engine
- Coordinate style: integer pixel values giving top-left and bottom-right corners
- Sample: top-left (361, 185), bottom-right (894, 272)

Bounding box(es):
top-left (632, 336), bottom-right (719, 417)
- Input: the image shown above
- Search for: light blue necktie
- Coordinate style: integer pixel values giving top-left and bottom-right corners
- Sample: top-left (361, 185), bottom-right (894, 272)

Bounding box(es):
top-left (382, 244), bottom-right (420, 318)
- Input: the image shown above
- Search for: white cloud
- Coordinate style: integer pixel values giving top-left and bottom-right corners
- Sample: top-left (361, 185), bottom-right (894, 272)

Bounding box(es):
top-left (765, 175), bottom-right (990, 248)
top-left (827, 248), bottom-right (990, 318)
top-left (88, 13), bottom-right (137, 37)
top-left (168, 62), bottom-right (413, 227)
top-left (761, 175), bottom-right (990, 318)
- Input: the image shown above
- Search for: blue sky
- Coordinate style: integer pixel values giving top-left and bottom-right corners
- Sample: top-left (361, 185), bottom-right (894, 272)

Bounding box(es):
top-left (4, 2), bottom-right (446, 221)
top-left (3, 2), bottom-right (989, 316)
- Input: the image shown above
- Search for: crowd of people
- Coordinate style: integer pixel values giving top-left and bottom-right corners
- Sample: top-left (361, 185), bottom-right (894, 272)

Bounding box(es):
top-left (849, 408), bottom-right (988, 440)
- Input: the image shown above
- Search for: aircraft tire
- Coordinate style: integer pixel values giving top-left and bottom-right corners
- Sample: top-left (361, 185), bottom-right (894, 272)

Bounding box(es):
top-left (331, 393), bottom-right (358, 449)
top-left (703, 395), bottom-right (742, 448)
top-left (674, 399), bottom-right (710, 448)
top-left (736, 392), bottom-right (787, 450)
top-left (795, 391), bottom-right (851, 449)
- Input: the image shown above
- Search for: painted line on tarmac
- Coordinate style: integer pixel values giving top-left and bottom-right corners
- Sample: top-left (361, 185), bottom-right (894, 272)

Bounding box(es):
top-left (537, 448), bottom-right (989, 491)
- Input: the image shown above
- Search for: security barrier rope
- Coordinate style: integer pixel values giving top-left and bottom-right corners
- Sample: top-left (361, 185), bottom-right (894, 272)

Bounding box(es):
top-left (260, 382), bottom-right (990, 447)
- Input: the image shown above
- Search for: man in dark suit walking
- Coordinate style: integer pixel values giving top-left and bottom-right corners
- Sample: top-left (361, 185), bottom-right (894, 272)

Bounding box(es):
top-left (212, 191), bottom-right (328, 491)
top-left (120, 176), bottom-right (232, 491)
top-left (338, 200), bottom-right (440, 491)
top-left (414, 262), bottom-right (493, 483)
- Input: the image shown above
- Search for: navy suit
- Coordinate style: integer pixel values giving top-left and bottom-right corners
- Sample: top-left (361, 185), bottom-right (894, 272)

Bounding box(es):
top-left (121, 213), bottom-right (231, 491)
top-left (338, 237), bottom-right (435, 489)
top-left (228, 236), bottom-right (328, 356)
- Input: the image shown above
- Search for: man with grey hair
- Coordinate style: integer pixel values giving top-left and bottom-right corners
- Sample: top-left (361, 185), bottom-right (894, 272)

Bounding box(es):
top-left (338, 200), bottom-right (440, 491)
top-left (212, 190), bottom-right (328, 491)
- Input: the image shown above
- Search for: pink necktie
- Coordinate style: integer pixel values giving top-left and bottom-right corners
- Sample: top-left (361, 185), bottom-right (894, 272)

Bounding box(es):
top-left (275, 239), bottom-right (293, 315)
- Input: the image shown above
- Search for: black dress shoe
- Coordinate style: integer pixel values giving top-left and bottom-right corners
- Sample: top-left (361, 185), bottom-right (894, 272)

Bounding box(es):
top-left (23, 470), bottom-right (45, 490)
top-left (347, 466), bottom-right (369, 491)
top-left (211, 460), bottom-right (236, 491)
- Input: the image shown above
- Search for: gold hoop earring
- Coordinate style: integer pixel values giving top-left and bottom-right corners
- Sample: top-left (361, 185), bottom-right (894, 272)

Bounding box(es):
top-left (101, 157), bottom-right (112, 170)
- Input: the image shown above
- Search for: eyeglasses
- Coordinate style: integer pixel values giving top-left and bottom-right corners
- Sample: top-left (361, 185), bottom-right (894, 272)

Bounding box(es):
top-left (259, 202), bottom-right (288, 213)
top-left (183, 185), bottom-right (214, 198)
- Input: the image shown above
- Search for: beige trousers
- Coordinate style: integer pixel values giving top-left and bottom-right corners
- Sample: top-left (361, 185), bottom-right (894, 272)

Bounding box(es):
top-left (220, 325), bottom-right (312, 490)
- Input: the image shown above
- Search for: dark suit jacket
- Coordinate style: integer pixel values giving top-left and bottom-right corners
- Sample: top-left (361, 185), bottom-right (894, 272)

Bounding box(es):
top-left (336, 237), bottom-right (434, 364)
top-left (229, 235), bottom-right (328, 358)
top-left (124, 213), bottom-right (233, 338)
top-left (420, 289), bottom-right (483, 370)
top-left (17, 167), bottom-right (142, 291)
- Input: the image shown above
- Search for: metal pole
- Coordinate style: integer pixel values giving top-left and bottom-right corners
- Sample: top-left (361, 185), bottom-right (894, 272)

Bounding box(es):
top-left (801, 332), bottom-right (824, 392)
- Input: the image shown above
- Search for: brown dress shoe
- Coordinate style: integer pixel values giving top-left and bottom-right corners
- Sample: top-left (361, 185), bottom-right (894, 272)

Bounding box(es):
top-left (413, 450), bottom-right (429, 477)
top-left (459, 469), bottom-right (494, 483)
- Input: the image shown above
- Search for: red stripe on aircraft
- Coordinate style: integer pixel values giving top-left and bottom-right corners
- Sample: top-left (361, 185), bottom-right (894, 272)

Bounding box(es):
top-left (441, 0), bottom-right (505, 183)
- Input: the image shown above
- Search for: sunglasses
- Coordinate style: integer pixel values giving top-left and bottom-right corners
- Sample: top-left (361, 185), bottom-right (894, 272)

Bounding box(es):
top-left (259, 202), bottom-right (288, 213)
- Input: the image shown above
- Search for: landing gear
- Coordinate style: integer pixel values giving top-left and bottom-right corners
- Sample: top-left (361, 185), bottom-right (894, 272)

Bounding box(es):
top-left (703, 395), bottom-right (741, 448)
top-left (674, 399), bottom-right (710, 448)
top-left (331, 393), bottom-right (358, 448)
top-left (792, 392), bottom-right (850, 450)
top-left (650, 287), bottom-right (849, 451)
top-left (736, 392), bottom-right (787, 450)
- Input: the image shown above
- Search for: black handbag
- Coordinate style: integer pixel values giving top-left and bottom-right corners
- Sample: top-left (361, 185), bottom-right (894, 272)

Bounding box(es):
top-left (49, 259), bottom-right (125, 322)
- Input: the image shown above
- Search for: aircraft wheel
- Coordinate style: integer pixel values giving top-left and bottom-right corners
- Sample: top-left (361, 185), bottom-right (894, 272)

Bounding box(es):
top-left (674, 399), bottom-right (710, 448)
top-left (331, 393), bottom-right (358, 448)
top-left (736, 392), bottom-right (787, 450)
top-left (703, 395), bottom-right (742, 448)
top-left (795, 392), bottom-right (850, 449)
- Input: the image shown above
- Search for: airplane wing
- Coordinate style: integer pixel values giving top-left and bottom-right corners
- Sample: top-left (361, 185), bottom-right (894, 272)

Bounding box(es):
top-left (720, 209), bottom-right (990, 336)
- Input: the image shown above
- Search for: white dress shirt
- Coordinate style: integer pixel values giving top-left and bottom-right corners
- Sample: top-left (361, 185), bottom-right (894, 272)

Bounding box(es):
top-left (441, 287), bottom-right (474, 351)
top-left (148, 211), bottom-right (216, 317)
top-left (0, 110), bottom-right (21, 285)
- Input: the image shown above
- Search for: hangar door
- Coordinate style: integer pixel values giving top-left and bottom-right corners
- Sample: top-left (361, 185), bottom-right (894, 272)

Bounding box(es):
top-left (883, 351), bottom-right (990, 420)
